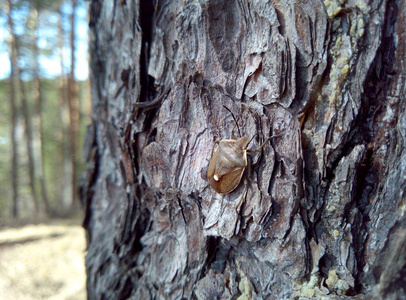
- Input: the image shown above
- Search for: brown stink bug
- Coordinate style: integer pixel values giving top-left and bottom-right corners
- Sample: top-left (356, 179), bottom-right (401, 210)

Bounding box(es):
top-left (207, 106), bottom-right (269, 195)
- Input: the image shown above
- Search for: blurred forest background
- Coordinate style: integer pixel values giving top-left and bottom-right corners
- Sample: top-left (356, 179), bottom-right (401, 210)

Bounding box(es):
top-left (1, 0), bottom-right (90, 221)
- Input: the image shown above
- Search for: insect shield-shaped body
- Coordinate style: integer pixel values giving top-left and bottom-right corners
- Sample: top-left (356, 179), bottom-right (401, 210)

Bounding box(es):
top-left (207, 137), bottom-right (250, 195)
top-left (207, 107), bottom-right (268, 195)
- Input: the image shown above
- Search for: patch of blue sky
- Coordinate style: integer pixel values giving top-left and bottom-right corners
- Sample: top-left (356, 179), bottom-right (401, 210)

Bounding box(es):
top-left (0, 3), bottom-right (89, 81)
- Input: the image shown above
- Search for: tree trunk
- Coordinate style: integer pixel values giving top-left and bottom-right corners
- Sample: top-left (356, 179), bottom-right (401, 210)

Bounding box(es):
top-left (9, 0), bottom-right (39, 213)
top-left (33, 6), bottom-right (51, 214)
top-left (6, 0), bottom-right (19, 218)
top-left (18, 58), bottom-right (39, 213)
top-left (57, 6), bottom-right (72, 212)
top-left (68, 0), bottom-right (80, 210)
top-left (82, 1), bottom-right (406, 299)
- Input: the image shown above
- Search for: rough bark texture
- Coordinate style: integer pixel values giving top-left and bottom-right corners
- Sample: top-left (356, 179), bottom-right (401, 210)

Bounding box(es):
top-left (82, 0), bottom-right (406, 299)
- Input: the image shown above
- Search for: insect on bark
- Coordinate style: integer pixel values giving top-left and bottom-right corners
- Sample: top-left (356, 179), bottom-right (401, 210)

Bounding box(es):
top-left (207, 106), bottom-right (269, 195)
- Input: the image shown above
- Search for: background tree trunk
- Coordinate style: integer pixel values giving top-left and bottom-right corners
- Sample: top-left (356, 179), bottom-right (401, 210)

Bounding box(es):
top-left (68, 0), bottom-right (80, 210)
top-left (7, 0), bottom-right (19, 218)
top-left (32, 5), bottom-right (50, 214)
top-left (57, 5), bottom-right (72, 211)
top-left (9, 0), bottom-right (39, 213)
top-left (82, 0), bottom-right (406, 299)
top-left (18, 50), bottom-right (39, 213)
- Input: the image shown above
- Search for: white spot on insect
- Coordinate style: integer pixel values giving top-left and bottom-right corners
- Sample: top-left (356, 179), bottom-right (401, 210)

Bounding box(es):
top-left (214, 174), bottom-right (220, 181)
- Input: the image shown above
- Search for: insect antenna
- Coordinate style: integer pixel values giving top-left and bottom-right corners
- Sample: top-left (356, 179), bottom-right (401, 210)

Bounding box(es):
top-left (223, 105), bottom-right (242, 138)
top-left (246, 133), bottom-right (258, 148)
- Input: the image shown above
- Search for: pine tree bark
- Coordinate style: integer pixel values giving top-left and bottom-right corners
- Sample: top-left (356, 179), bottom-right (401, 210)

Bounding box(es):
top-left (82, 0), bottom-right (406, 299)
top-left (6, 0), bottom-right (19, 218)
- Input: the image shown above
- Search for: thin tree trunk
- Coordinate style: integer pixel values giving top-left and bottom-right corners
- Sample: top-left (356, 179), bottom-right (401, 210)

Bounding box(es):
top-left (6, 0), bottom-right (19, 218)
top-left (57, 7), bottom-right (72, 211)
top-left (10, 0), bottom-right (39, 213)
top-left (19, 68), bottom-right (39, 213)
top-left (68, 0), bottom-right (79, 211)
top-left (32, 7), bottom-right (50, 214)
top-left (82, 1), bottom-right (406, 299)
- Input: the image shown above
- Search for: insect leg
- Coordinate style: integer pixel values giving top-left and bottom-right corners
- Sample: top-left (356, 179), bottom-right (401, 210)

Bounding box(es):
top-left (210, 141), bottom-right (220, 157)
top-left (236, 177), bottom-right (248, 211)
top-left (256, 138), bottom-right (270, 152)
top-left (246, 138), bottom-right (270, 153)
top-left (246, 134), bottom-right (258, 148)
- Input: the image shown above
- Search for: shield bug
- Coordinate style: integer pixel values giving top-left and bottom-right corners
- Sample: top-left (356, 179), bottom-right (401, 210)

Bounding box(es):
top-left (207, 106), bottom-right (269, 195)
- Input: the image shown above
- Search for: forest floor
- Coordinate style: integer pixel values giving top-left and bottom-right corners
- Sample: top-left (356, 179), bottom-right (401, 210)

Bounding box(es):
top-left (0, 218), bottom-right (86, 300)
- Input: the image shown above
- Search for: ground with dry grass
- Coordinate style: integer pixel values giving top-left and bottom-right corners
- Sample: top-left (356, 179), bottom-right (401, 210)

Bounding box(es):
top-left (0, 219), bottom-right (86, 300)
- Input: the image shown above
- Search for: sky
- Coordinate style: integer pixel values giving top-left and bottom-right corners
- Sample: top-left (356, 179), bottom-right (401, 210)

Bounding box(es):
top-left (0, 3), bottom-right (89, 81)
